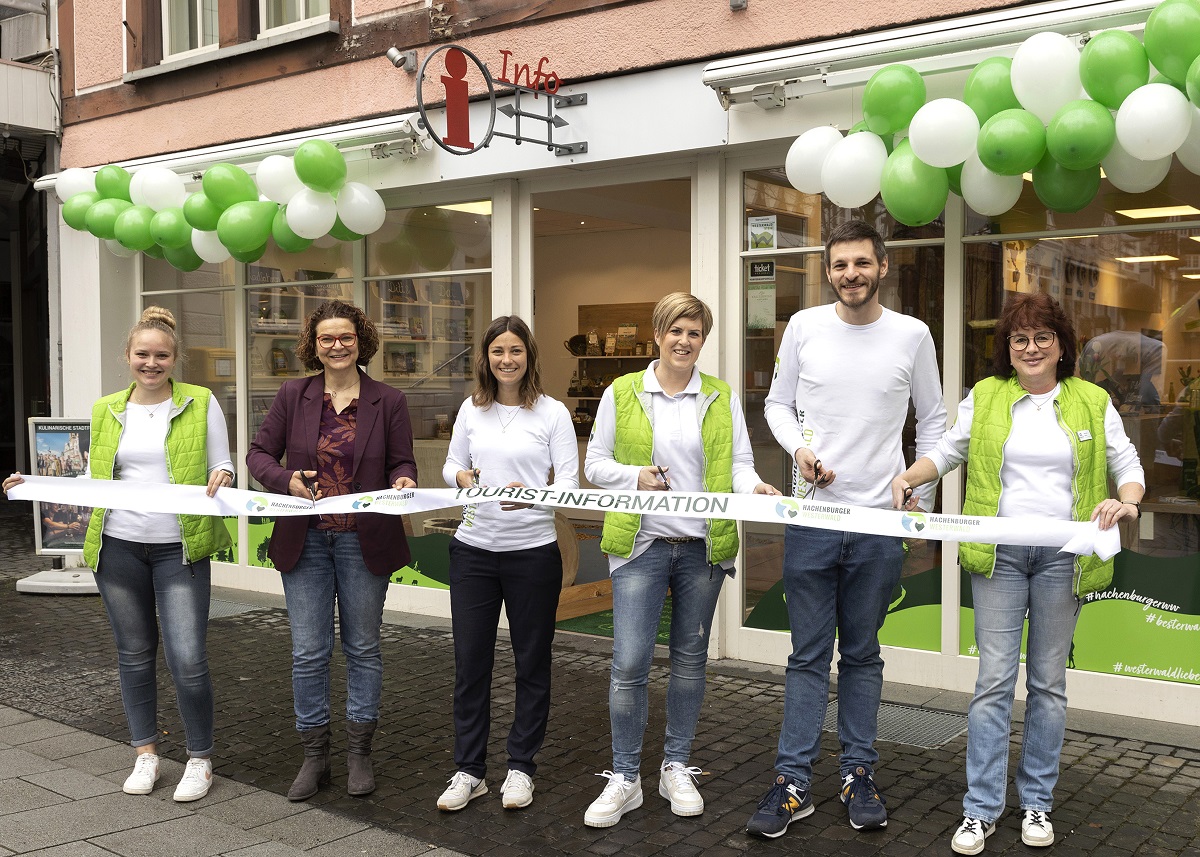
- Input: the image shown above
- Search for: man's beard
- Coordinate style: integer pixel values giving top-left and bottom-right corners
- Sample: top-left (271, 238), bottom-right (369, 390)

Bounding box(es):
top-left (835, 276), bottom-right (880, 309)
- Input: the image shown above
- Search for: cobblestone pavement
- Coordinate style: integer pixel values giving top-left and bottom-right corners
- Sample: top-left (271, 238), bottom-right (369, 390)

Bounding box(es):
top-left (1, 501), bottom-right (1198, 857)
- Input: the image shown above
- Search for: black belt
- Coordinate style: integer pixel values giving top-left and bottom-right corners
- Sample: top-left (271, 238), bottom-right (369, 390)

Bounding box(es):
top-left (659, 536), bottom-right (701, 544)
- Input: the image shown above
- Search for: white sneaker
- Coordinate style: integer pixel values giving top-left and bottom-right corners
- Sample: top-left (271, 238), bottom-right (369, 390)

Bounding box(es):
top-left (951, 816), bottom-right (996, 855)
top-left (658, 761), bottom-right (705, 816)
top-left (122, 753), bottom-right (160, 795)
top-left (437, 771), bottom-right (487, 811)
top-left (583, 771), bottom-right (642, 828)
top-left (1022, 810), bottom-right (1055, 847)
top-left (500, 769), bottom-right (534, 809)
top-left (173, 757), bottom-right (213, 802)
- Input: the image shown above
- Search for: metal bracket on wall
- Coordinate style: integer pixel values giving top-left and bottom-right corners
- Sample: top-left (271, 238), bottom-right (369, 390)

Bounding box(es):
top-left (493, 85), bottom-right (588, 157)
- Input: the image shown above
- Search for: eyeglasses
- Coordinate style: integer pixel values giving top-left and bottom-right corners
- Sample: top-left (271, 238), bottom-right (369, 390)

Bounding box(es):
top-left (1007, 331), bottom-right (1056, 351)
top-left (316, 333), bottom-right (358, 348)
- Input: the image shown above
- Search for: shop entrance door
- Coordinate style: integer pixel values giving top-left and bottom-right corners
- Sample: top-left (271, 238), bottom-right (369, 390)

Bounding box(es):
top-left (531, 178), bottom-right (691, 637)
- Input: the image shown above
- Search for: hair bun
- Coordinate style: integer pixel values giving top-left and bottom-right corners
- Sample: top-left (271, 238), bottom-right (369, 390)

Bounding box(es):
top-left (140, 306), bottom-right (177, 330)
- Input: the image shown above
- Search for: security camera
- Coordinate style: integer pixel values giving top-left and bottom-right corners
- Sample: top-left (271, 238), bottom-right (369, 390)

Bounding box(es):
top-left (386, 47), bottom-right (418, 73)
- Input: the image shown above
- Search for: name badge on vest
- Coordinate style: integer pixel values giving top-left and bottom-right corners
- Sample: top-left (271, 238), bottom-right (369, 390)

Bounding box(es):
top-left (1077, 429), bottom-right (1093, 442)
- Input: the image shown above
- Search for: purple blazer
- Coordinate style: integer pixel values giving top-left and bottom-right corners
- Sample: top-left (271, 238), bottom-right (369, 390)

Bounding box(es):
top-left (247, 369), bottom-right (418, 576)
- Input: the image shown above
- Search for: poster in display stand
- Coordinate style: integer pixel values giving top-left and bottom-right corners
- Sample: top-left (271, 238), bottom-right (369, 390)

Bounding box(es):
top-left (16, 418), bottom-right (98, 594)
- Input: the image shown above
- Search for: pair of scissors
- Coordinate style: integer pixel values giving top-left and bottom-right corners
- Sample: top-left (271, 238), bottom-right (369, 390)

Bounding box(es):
top-left (300, 472), bottom-right (319, 508)
top-left (654, 464), bottom-right (671, 490)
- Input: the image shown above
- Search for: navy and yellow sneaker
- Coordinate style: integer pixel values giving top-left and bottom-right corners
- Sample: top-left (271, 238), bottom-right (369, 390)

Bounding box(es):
top-left (840, 765), bottom-right (887, 830)
top-left (745, 774), bottom-right (814, 838)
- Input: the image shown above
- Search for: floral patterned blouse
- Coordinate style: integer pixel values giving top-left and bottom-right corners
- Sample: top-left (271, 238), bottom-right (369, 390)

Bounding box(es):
top-left (314, 394), bottom-right (358, 531)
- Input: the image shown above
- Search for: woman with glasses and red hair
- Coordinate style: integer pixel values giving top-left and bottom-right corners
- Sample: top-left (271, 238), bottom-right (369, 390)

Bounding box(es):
top-left (891, 292), bottom-right (1143, 855)
top-left (248, 299), bottom-right (417, 804)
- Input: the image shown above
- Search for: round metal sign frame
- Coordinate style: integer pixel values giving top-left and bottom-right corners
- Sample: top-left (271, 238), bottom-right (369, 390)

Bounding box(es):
top-left (416, 44), bottom-right (498, 156)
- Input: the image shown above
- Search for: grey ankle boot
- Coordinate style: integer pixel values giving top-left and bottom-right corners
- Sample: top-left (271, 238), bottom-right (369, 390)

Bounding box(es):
top-left (346, 720), bottom-right (377, 796)
top-left (288, 723), bottom-right (331, 802)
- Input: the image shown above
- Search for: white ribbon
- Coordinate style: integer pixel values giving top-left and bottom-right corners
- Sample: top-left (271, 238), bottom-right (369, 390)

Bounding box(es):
top-left (9, 475), bottom-right (1121, 559)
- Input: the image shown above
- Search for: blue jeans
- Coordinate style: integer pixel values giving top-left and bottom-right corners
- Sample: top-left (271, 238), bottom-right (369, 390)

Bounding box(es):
top-left (280, 529), bottom-right (390, 731)
top-left (609, 538), bottom-right (726, 778)
top-left (94, 535), bottom-right (214, 757)
top-left (776, 525), bottom-right (904, 786)
top-left (964, 545), bottom-right (1079, 823)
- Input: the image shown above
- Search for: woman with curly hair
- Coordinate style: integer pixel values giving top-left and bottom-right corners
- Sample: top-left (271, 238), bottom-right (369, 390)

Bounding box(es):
top-left (248, 300), bottom-right (417, 802)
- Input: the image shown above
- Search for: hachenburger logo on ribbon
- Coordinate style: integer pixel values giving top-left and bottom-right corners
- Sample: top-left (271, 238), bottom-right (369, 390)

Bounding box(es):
top-left (8, 475), bottom-right (1120, 560)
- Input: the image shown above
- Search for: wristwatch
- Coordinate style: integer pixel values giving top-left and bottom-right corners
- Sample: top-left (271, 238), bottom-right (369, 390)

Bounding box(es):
top-left (1124, 500), bottom-right (1141, 519)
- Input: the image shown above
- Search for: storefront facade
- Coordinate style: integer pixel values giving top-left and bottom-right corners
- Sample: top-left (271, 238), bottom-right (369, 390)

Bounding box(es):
top-left (45, 0), bottom-right (1198, 723)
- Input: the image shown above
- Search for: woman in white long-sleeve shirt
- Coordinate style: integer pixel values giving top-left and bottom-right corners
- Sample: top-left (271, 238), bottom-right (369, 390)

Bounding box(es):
top-left (892, 293), bottom-right (1143, 856)
top-left (436, 315), bottom-right (579, 813)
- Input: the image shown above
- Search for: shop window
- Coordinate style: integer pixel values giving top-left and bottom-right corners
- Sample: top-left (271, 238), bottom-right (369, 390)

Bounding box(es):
top-left (259, 0), bottom-right (328, 34)
top-left (964, 230), bottom-right (1200, 558)
top-left (137, 286), bottom-right (240, 467)
top-left (162, 0), bottom-right (219, 58)
top-left (365, 202), bottom-right (492, 444)
top-left (739, 168), bottom-right (945, 649)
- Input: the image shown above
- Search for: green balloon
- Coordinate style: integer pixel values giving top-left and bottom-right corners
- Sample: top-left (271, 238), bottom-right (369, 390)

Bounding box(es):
top-left (149, 208), bottom-right (192, 250)
top-left (95, 165), bottom-right (133, 202)
top-left (84, 198), bottom-right (133, 240)
top-left (217, 200), bottom-right (279, 254)
top-left (1079, 30), bottom-right (1149, 110)
top-left (62, 191), bottom-right (101, 231)
top-left (293, 140), bottom-right (347, 194)
top-left (1046, 100), bottom-right (1116, 170)
top-left (272, 207), bottom-right (313, 253)
top-left (879, 139), bottom-right (949, 227)
top-left (963, 57), bottom-right (1021, 124)
top-left (330, 216), bottom-right (364, 242)
top-left (230, 243), bottom-right (267, 264)
top-left (862, 65), bottom-right (926, 135)
top-left (977, 109), bottom-right (1046, 176)
top-left (947, 162), bottom-right (964, 197)
top-left (164, 242), bottom-right (204, 272)
top-left (143, 242), bottom-right (165, 260)
top-left (1150, 72), bottom-right (1187, 93)
top-left (1144, 0), bottom-right (1200, 85)
top-left (113, 205), bottom-right (157, 251)
top-left (183, 192), bottom-right (223, 231)
top-left (1189, 54), bottom-right (1200, 105)
top-left (202, 163), bottom-right (259, 211)
top-left (1032, 151), bottom-right (1101, 213)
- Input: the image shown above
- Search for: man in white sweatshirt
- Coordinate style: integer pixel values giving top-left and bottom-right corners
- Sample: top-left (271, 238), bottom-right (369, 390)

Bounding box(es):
top-left (746, 219), bottom-right (946, 838)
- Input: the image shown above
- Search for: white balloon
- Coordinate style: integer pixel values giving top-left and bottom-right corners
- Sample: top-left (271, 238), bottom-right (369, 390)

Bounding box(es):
top-left (820, 132), bottom-right (888, 209)
top-left (1116, 84), bottom-right (1191, 161)
top-left (139, 167), bottom-right (187, 211)
top-left (56, 167), bottom-right (96, 203)
top-left (286, 188), bottom-right (338, 239)
top-left (104, 238), bottom-right (138, 258)
top-left (192, 229), bottom-right (232, 264)
top-left (784, 126), bottom-right (844, 193)
top-left (1176, 105), bottom-right (1200, 175)
top-left (256, 155), bottom-right (306, 205)
top-left (1011, 32), bottom-right (1084, 125)
top-left (960, 151), bottom-right (1024, 216)
top-left (128, 170), bottom-right (149, 207)
top-left (908, 98), bottom-right (980, 168)
top-left (335, 182), bottom-right (387, 235)
top-left (1102, 138), bottom-right (1171, 192)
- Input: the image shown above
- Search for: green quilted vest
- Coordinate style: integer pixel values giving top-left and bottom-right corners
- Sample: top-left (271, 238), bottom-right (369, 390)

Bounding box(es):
top-left (599, 370), bottom-right (739, 564)
top-left (961, 375), bottom-right (1114, 597)
top-left (84, 380), bottom-right (231, 569)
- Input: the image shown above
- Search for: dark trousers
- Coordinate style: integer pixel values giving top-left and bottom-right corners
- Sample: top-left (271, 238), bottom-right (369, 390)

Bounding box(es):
top-left (448, 539), bottom-right (562, 778)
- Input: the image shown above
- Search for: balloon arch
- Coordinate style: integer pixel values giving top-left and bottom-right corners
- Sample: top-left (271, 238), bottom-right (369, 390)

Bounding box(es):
top-left (784, 0), bottom-right (1200, 226)
top-left (55, 140), bottom-right (386, 272)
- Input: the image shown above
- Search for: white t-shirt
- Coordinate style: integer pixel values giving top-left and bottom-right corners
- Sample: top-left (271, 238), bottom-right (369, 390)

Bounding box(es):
top-left (585, 363), bottom-right (767, 572)
top-left (103, 394), bottom-right (234, 544)
top-left (765, 303), bottom-right (947, 509)
top-left (927, 384), bottom-right (1146, 521)
top-left (442, 394), bottom-right (579, 551)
